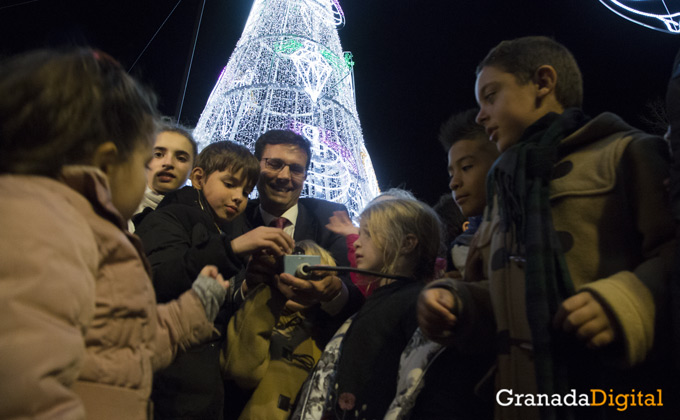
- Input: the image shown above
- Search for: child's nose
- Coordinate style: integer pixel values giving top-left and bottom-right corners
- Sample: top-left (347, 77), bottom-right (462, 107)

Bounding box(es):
top-left (475, 109), bottom-right (487, 126)
top-left (449, 174), bottom-right (461, 191)
top-left (162, 155), bottom-right (173, 167)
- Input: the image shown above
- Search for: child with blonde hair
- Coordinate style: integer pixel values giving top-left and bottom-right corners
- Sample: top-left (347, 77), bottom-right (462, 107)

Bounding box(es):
top-left (325, 187), bottom-right (419, 296)
top-left (292, 198), bottom-right (442, 420)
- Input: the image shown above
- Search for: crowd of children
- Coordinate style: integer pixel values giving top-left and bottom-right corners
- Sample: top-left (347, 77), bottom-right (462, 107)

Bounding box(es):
top-left (1, 34), bottom-right (679, 420)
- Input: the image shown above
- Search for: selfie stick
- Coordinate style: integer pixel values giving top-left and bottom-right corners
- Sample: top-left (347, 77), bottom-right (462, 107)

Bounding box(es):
top-left (296, 264), bottom-right (412, 281)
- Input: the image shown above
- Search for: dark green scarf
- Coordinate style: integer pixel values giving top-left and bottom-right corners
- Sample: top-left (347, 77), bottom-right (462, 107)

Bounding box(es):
top-left (486, 109), bottom-right (592, 419)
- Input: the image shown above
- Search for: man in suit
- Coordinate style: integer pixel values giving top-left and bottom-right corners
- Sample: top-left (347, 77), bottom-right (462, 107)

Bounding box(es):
top-left (238, 129), bottom-right (362, 320)
top-left (222, 129), bottom-right (364, 419)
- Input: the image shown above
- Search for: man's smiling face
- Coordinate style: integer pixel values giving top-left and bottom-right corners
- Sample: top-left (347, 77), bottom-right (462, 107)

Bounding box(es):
top-left (257, 143), bottom-right (308, 216)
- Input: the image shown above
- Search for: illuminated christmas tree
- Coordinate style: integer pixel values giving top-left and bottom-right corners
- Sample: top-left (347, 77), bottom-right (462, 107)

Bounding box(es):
top-left (193, 0), bottom-right (380, 219)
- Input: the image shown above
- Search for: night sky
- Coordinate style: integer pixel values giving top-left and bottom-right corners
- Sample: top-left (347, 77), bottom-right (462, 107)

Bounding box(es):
top-left (2, 0), bottom-right (680, 205)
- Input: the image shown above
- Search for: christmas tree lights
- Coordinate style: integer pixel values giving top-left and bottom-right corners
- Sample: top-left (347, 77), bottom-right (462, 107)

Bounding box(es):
top-left (193, 0), bottom-right (380, 219)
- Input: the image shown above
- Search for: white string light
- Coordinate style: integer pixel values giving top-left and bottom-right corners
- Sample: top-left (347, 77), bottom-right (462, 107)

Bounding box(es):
top-left (193, 0), bottom-right (380, 220)
top-left (599, 0), bottom-right (680, 33)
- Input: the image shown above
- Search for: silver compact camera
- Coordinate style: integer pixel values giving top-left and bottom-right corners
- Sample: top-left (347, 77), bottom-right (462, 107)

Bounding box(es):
top-left (282, 254), bottom-right (321, 278)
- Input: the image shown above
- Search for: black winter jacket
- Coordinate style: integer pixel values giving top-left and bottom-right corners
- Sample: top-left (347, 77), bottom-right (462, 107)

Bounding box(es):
top-left (136, 186), bottom-right (247, 420)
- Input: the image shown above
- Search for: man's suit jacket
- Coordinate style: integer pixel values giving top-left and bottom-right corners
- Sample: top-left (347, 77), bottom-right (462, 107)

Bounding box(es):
top-left (241, 197), bottom-right (364, 345)
top-left (244, 197), bottom-right (350, 268)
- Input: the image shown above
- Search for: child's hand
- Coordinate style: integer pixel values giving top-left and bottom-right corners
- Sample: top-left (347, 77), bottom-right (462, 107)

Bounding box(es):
top-left (325, 211), bottom-right (359, 237)
top-left (277, 273), bottom-right (342, 306)
top-left (231, 226), bottom-right (295, 256)
top-left (243, 251), bottom-right (278, 293)
top-left (553, 292), bottom-right (617, 349)
top-left (199, 265), bottom-right (229, 290)
top-left (417, 287), bottom-right (458, 344)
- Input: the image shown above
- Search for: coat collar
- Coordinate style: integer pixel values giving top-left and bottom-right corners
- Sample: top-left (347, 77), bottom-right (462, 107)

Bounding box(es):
top-left (59, 165), bottom-right (152, 275)
top-left (60, 165), bottom-right (126, 230)
top-left (558, 112), bottom-right (634, 154)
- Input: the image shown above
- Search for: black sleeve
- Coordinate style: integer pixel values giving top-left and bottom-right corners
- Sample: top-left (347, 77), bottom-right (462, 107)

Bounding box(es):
top-left (136, 207), bottom-right (243, 303)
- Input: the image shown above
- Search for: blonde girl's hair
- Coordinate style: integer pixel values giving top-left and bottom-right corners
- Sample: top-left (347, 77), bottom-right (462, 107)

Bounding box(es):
top-left (360, 198), bottom-right (442, 281)
top-left (295, 240), bottom-right (336, 267)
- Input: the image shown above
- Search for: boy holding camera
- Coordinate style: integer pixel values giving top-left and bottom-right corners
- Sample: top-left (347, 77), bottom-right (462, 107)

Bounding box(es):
top-left (136, 140), bottom-right (294, 419)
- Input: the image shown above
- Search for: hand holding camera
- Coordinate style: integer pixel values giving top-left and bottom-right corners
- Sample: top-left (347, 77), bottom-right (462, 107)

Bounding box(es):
top-left (245, 247), bottom-right (341, 305)
top-left (243, 251), bottom-right (279, 294)
top-left (277, 272), bottom-right (342, 306)
top-left (276, 250), bottom-right (340, 304)
top-left (231, 226), bottom-right (295, 256)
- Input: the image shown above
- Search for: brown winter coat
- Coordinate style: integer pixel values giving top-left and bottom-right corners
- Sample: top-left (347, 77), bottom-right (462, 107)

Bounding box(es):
top-left (432, 113), bottom-right (675, 420)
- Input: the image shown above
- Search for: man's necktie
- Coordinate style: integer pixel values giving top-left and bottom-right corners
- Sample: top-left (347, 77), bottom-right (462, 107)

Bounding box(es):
top-left (270, 217), bottom-right (288, 230)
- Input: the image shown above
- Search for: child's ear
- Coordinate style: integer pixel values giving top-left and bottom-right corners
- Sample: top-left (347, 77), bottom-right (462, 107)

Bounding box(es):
top-left (190, 167), bottom-right (205, 189)
top-left (533, 65), bottom-right (558, 100)
top-left (400, 233), bottom-right (418, 255)
top-left (91, 141), bottom-right (119, 175)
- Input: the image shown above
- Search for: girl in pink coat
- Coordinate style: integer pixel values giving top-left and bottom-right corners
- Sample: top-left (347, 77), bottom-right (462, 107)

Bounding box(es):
top-left (0, 49), bottom-right (228, 420)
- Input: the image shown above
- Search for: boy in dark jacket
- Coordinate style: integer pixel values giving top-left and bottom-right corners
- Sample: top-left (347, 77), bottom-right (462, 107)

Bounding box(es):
top-left (136, 141), bottom-right (294, 420)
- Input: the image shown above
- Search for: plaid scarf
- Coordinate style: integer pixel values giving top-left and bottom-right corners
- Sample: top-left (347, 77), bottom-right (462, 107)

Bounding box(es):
top-left (486, 109), bottom-right (592, 419)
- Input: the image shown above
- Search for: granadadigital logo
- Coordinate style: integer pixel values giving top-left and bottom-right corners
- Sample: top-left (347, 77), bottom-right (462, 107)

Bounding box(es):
top-left (496, 389), bottom-right (663, 412)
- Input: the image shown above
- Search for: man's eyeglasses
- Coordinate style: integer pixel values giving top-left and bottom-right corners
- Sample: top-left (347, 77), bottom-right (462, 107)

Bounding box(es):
top-left (262, 158), bottom-right (306, 178)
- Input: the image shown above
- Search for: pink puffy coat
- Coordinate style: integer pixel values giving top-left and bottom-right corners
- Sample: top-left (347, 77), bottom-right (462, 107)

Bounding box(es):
top-left (0, 167), bottom-right (215, 420)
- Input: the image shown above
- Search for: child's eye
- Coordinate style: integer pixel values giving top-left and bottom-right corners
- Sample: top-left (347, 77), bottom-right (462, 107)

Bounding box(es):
top-left (243, 189), bottom-right (252, 197)
top-left (485, 92), bottom-right (496, 103)
top-left (223, 182), bottom-right (233, 188)
top-left (462, 165), bottom-right (473, 172)
top-left (153, 151), bottom-right (163, 158)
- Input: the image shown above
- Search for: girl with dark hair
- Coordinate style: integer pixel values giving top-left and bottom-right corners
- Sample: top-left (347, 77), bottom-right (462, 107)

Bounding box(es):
top-left (0, 48), bottom-right (228, 420)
